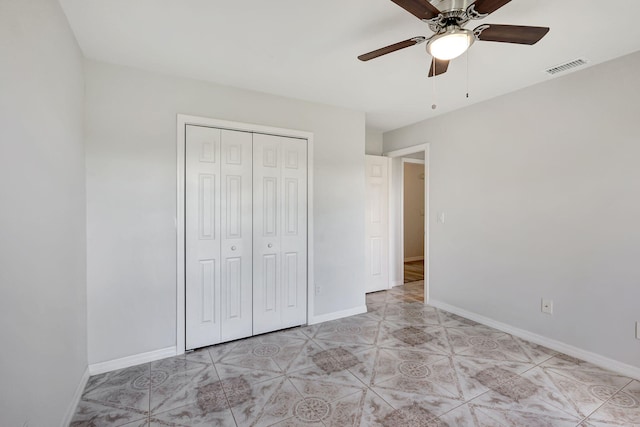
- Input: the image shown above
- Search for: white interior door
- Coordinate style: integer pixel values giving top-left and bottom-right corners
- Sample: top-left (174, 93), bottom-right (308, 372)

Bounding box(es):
top-left (220, 130), bottom-right (253, 342)
top-left (365, 155), bottom-right (390, 293)
top-left (280, 137), bottom-right (308, 329)
top-left (253, 133), bottom-right (307, 334)
top-left (186, 125), bottom-right (222, 350)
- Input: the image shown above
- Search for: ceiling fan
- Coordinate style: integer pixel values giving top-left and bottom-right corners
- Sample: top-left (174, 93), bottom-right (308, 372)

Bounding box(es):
top-left (358, 0), bottom-right (550, 77)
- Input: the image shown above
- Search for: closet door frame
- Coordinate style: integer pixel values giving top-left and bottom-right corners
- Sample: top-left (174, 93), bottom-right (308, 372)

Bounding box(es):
top-left (176, 114), bottom-right (314, 355)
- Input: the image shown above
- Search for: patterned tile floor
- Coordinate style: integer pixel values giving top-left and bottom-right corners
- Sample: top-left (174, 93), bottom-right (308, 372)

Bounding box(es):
top-left (71, 281), bottom-right (639, 426)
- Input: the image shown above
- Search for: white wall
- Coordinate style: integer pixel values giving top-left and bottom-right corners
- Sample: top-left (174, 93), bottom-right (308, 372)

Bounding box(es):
top-left (0, 0), bottom-right (87, 425)
top-left (365, 127), bottom-right (383, 155)
top-left (84, 60), bottom-right (366, 364)
top-left (403, 162), bottom-right (425, 260)
top-left (384, 51), bottom-right (640, 369)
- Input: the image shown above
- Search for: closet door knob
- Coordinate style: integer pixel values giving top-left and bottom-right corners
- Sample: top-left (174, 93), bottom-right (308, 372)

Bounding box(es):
top-left (267, 243), bottom-right (273, 248)
top-left (231, 246), bottom-right (237, 251)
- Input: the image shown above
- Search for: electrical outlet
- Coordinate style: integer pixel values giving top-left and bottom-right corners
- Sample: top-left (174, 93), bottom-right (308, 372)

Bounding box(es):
top-left (315, 284), bottom-right (321, 296)
top-left (541, 299), bottom-right (553, 315)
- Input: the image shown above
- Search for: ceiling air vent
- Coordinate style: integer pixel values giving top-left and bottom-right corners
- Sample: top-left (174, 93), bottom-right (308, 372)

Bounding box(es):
top-left (545, 58), bottom-right (588, 75)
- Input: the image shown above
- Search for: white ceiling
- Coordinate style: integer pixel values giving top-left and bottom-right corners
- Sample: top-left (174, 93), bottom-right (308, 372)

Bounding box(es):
top-left (59, 0), bottom-right (640, 132)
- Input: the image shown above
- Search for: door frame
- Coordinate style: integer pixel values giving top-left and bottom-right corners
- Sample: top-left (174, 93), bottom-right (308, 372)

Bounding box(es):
top-left (176, 114), bottom-right (314, 355)
top-left (384, 143), bottom-right (430, 304)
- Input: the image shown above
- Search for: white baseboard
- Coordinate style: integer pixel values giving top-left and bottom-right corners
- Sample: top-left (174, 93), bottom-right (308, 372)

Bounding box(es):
top-left (60, 366), bottom-right (89, 427)
top-left (429, 299), bottom-right (640, 381)
top-left (88, 346), bottom-right (177, 376)
top-left (391, 280), bottom-right (404, 288)
top-left (404, 256), bottom-right (424, 262)
top-left (308, 305), bottom-right (368, 325)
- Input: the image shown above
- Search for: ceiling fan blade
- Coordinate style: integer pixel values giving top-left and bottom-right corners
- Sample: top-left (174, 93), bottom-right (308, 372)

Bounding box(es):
top-left (390, 0), bottom-right (441, 20)
top-left (358, 37), bottom-right (427, 61)
top-left (470, 0), bottom-right (512, 15)
top-left (474, 24), bottom-right (550, 45)
top-left (428, 58), bottom-right (449, 77)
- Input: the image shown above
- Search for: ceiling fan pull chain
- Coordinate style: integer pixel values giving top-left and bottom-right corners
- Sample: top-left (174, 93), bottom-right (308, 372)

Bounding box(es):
top-left (432, 56), bottom-right (437, 110)
top-left (466, 50), bottom-right (470, 99)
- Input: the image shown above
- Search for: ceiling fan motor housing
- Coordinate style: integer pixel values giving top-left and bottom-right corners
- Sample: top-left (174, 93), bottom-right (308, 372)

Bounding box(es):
top-left (430, 0), bottom-right (475, 12)
top-left (427, 6), bottom-right (484, 32)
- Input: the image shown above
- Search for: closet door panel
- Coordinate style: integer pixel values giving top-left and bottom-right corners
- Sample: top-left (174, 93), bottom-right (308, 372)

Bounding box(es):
top-left (253, 134), bottom-right (282, 335)
top-left (253, 134), bottom-right (307, 334)
top-left (280, 138), bottom-right (307, 328)
top-left (220, 130), bottom-right (253, 342)
top-left (186, 125), bottom-right (222, 350)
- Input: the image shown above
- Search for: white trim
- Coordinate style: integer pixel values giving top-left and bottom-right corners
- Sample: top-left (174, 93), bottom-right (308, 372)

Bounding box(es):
top-left (176, 117), bottom-right (186, 357)
top-left (178, 115), bottom-right (314, 140)
top-left (385, 143), bottom-right (430, 304)
top-left (176, 114), bottom-right (315, 355)
top-left (425, 144), bottom-right (430, 304)
top-left (385, 143), bottom-right (429, 158)
top-left (430, 299), bottom-right (640, 381)
top-left (399, 160), bottom-right (405, 284)
top-left (88, 347), bottom-right (178, 376)
top-left (60, 366), bottom-right (90, 427)
top-left (307, 132), bottom-right (315, 336)
top-left (402, 158), bottom-right (425, 165)
top-left (404, 256), bottom-right (424, 262)
top-left (387, 158), bottom-right (395, 290)
top-left (308, 305), bottom-right (368, 325)
top-left (385, 158), bottom-right (404, 287)
top-left (391, 280), bottom-right (404, 288)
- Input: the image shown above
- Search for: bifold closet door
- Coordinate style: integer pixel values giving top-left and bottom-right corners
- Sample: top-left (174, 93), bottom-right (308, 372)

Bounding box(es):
top-left (185, 126), bottom-right (252, 350)
top-left (253, 134), bottom-right (308, 335)
top-left (219, 130), bottom-right (253, 342)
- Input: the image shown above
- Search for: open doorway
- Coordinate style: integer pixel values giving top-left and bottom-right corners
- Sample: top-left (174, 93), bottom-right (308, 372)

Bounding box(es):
top-left (386, 144), bottom-right (430, 304)
top-left (403, 158), bottom-right (425, 285)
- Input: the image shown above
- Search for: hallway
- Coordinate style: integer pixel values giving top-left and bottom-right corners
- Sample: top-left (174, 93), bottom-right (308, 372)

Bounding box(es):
top-left (403, 260), bottom-right (424, 283)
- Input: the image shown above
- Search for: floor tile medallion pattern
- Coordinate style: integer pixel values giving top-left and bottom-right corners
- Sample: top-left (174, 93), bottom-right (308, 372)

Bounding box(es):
top-left (71, 281), bottom-right (638, 426)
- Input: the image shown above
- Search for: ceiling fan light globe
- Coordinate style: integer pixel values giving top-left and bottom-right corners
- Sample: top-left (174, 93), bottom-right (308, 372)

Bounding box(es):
top-left (427, 30), bottom-right (474, 60)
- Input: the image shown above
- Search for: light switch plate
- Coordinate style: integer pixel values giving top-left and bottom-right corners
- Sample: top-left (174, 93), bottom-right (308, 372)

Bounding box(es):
top-left (541, 299), bottom-right (553, 315)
